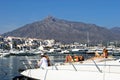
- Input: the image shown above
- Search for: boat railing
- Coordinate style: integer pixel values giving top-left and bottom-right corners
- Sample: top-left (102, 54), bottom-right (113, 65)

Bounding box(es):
top-left (91, 59), bottom-right (102, 73)
top-left (54, 64), bottom-right (58, 70)
top-left (69, 62), bottom-right (77, 71)
top-left (19, 56), bottom-right (120, 74)
top-left (20, 58), bottom-right (39, 70)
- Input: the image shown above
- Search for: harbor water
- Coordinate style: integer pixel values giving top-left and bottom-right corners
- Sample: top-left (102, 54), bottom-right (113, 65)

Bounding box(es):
top-left (0, 56), bottom-right (21, 80)
top-left (0, 55), bottom-right (40, 80)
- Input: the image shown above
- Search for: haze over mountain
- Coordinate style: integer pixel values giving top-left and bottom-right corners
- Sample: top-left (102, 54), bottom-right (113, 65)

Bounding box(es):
top-left (2, 16), bottom-right (120, 44)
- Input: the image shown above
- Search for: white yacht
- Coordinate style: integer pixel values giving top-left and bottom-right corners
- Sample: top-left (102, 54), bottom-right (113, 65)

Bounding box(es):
top-left (21, 58), bottom-right (120, 80)
top-left (0, 50), bottom-right (10, 57)
top-left (0, 52), bottom-right (10, 57)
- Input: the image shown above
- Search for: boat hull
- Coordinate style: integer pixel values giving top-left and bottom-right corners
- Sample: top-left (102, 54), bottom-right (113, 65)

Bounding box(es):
top-left (21, 59), bottom-right (120, 80)
top-left (21, 68), bottom-right (120, 80)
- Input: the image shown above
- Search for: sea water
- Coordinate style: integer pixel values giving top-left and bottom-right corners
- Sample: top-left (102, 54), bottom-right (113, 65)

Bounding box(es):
top-left (0, 56), bottom-right (26, 80)
top-left (0, 55), bottom-right (38, 80)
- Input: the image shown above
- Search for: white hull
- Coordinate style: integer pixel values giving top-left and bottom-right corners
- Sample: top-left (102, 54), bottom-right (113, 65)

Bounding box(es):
top-left (21, 59), bottom-right (120, 80)
top-left (21, 68), bottom-right (120, 80)
top-left (0, 52), bottom-right (10, 57)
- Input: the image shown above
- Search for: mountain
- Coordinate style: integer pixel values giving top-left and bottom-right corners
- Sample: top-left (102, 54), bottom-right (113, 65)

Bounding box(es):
top-left (2, 16), bottom-right (120, 44)
top-left (110, 27), bottom-right (120, 34)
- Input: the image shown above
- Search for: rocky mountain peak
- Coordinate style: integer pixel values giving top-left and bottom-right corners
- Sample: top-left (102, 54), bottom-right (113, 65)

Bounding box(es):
top-left (43, 15), bottom-right (57, 22)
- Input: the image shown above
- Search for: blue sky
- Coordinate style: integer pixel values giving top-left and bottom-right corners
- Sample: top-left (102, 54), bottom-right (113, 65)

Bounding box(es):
top-left (0, 0), bottom-right (120, 34)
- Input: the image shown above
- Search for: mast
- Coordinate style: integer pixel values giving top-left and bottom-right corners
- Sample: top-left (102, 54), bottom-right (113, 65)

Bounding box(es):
top-left (87, 32), bottom-right (90, 47)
